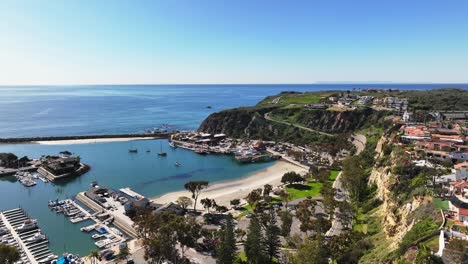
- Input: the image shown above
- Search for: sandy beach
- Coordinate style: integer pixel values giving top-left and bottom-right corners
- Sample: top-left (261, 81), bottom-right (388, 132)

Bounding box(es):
top-left (152, 160), bottom-right (308, 208)
top-left (34, 137), bottom-right (158, 145)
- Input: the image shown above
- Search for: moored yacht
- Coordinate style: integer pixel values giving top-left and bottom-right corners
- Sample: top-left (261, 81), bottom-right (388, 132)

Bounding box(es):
top-left (16, 219), bottom-right (38, 233)
top-left (25, 232), bottom-right (47, 243)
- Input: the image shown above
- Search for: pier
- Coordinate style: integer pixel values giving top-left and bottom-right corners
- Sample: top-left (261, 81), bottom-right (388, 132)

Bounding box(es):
top-left (0, 208), bottom-right (56, 264)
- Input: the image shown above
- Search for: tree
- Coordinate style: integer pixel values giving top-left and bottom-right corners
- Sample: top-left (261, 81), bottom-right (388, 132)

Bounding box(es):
top-left (281, 171), bottom-right (304, 185)
top-left (246, 188), bottom-right (262, 208)
top-left (245, 217), bottom-right (268, 264)
top-left (86, 250), bottom-right (99, 264)
top-left (176, 196), bottom-right (193, 211)
top-left (176, 216), bottom-right (202, 257)
top-left (296, 199), bottom-right (317, 234)
top-left (265, 210), bottom-right (281, 262)
top-left (0, 244), bottom-right (20, 264)
top-left (290, 237), bottom-right (329, 264)
top-left (230, 199), bottom-right (241, 209)
top-left (263, 184), bottom-right (273, 196)
top-left (216, 215), bottom-right (237, 264)
top-left (134, 210), bottom-right (184, 263)
top-left (279, 190), bottom-right (293, 209)
top-left (320, 181), bottom-right (336, 215)
top-left (117, 247), bottom-right (130, 261)
top-left (280, 210), bottom-right (293, 237)
top-left (201, 198), bottom-right (213, 213)
top-left (184, 180), bottom-right (209, 212)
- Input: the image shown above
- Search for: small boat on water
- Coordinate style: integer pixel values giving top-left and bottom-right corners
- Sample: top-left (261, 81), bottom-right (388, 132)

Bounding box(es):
top-left (128, 148), bottom-right (138, 153)
top-left (169, 141), bottom-right (177, 148)
top-left (175, 161), bottom-right (181, 167)
top-left (146, 149), bottom-right (151, 153)
top-left (158, 142), bottom-right (167, 156)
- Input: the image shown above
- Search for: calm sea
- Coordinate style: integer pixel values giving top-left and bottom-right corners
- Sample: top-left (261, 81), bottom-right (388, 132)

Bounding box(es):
top-left (0, 84), bottom-right (466, 255)
top-left (1, 84), bottom-right (466, 138)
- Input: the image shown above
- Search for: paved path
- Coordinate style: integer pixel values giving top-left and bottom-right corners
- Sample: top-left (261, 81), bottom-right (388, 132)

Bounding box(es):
top-left (351, 133), bottom-right (367, 155)
top-left (325, 171), bottom-right (350, 237)
top-left (264, 112), bottom-right (334, 137)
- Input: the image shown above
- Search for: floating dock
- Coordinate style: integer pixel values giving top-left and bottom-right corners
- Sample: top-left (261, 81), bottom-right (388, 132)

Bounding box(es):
top-left (0, 208), bottom-right (56, 264)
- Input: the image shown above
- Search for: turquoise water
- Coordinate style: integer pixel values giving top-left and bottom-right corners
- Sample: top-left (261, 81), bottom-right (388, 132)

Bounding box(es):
top-left (0, 139), bottom-right (273, 255)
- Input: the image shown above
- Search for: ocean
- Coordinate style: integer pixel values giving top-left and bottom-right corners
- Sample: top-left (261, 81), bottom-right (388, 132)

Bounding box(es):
top-left (1, 84), bottom-right (466, 138)
top-left (0, 84), bottom-right (466, 255)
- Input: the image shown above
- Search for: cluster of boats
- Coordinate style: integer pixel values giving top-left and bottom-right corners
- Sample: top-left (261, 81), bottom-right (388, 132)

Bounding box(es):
top-left (144, 124), bottom-right (173, 134)
top-left (0, 208), bottom-right (59, 264)
top-left (14, 171), bottom-right (39, 187)
top-left (128, 141), bottom-right (182, 166)
top-left (48, 199), bottom-right (88, 223)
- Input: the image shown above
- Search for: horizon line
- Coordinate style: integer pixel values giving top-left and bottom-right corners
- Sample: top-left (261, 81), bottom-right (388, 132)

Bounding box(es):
top-left (1, 82), bottom-right (468, 87)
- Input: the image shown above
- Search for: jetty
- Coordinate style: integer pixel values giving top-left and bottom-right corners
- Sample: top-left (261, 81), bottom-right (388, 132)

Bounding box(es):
top-left (0, 208), bottom-right (56, 264)
top-left (0, 132), bottom-right (170, 144)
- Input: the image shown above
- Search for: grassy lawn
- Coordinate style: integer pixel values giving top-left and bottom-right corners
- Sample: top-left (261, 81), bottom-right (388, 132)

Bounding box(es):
top-left (285, 171), bottom-right (340, 200)
top-left (279, 94), bottom-right (322, 104)
top-left (434, 198), bottom-right (449, 210)
top-left (286, 181), bottom-right (323, 200)
top-left (330, 170), bottom-right (340, 181)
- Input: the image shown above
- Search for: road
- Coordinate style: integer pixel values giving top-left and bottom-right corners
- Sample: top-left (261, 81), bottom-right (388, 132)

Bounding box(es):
top-left (325, 171), bottom-right (350, 237)
top-left (351, 133), bottom-right (367, 155)
top-left (264, 112), bottom-right (334, 137)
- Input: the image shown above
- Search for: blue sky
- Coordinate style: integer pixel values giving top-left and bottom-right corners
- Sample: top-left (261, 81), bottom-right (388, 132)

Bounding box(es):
top-left (0, 0), bottom-right (467, 84)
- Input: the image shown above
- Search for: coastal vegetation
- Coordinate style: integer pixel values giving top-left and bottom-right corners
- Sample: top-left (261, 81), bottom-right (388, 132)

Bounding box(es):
top-left (0, 244), bottom-right (20, 264)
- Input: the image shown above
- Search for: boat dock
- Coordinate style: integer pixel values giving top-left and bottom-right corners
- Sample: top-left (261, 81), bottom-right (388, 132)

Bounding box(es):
top-left (0, 208), bottom-right (56, 264)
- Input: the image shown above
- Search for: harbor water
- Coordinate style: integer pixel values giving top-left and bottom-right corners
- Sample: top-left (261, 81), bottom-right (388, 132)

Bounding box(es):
top-left (0, 139), bottom-right (273, 255)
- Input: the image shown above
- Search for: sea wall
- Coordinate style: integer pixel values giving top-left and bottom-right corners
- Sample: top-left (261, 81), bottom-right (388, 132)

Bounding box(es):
top-left (0, 133), bottom-right (170, 144)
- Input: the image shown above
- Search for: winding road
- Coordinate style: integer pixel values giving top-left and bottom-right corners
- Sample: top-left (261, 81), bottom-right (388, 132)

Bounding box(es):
top-left (264, 112), bottom-right (334, 137)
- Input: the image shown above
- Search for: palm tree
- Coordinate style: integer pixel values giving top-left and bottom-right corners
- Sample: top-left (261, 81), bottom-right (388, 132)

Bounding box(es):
top-left (87, 250), bottom-right (99, 264)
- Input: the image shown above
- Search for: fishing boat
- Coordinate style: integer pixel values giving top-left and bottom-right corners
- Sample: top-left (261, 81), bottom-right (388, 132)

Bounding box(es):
top-left (158, 142), bottom-right (167, 156)
top-left (175, 161), bottom-right (181, 167)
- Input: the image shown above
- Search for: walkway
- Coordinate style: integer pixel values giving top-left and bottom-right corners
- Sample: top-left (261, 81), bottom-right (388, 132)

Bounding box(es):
top-left (264, 112), bottom-right (334, 137)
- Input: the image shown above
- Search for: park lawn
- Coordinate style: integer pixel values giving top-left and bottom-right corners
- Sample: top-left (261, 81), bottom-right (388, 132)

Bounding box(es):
top-left (279, 94), bottom-right (322, 104)
top-left (285, 171), bottom-right (340, 200)
top-left (286, 181), bottom-right (323, 200)
top-left (434, 198), bottom-right (449, 210)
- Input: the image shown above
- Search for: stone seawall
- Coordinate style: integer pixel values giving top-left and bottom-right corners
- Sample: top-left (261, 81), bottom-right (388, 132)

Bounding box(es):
top-left (0, 133), bottom-right (170, 143)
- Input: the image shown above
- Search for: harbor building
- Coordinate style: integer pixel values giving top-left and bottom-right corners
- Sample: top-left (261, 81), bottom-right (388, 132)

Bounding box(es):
top-left (37, 156), bottom-right (89, 181)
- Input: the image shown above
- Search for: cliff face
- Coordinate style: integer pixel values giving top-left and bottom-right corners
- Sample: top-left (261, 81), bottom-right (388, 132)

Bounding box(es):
top-left (368, 136), bottom-right (419, 250)
top-left (198, 106), bottom-right (389, 137)
top-left (273, 107), bottom-right (390, 133)
top-left (198, 106), bottom-right (276, 139)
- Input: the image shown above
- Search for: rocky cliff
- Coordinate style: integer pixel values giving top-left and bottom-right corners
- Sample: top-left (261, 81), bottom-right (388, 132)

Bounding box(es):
top-left (198, 106), bottom-right (390, 137)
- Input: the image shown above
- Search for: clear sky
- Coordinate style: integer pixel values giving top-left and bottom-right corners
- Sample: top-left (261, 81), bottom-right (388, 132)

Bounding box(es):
top-left (1, 0), bottom-right (467, 85)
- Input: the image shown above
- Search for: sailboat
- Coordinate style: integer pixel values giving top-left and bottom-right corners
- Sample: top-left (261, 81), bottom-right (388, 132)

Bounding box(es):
top-left (158, 142), bottom-right (167, 156)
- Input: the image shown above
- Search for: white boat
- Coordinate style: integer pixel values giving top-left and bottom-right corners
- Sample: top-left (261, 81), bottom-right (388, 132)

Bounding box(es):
top-left (16, 219), bottom-right (38, 233)
top-left (0, 227), bottom-right (8, 236)
top-left (169, 141), bottom-right (177, 148)
top-left (25, 232), bottom-right (47, 243)
top-left (175, 161), bottom-right (181, 167)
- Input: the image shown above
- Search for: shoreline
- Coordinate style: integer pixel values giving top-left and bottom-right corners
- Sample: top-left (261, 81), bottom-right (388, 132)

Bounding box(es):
top-left (33, 137), bottom-right (161, 145)
top-left (152, 160), bottom-right (308, 208)
top-left (0, 133), bottom-right (170, 144)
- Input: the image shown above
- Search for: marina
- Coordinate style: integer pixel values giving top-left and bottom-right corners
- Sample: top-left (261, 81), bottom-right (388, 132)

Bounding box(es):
top-left (0, 208), bottom-right (58, 264)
